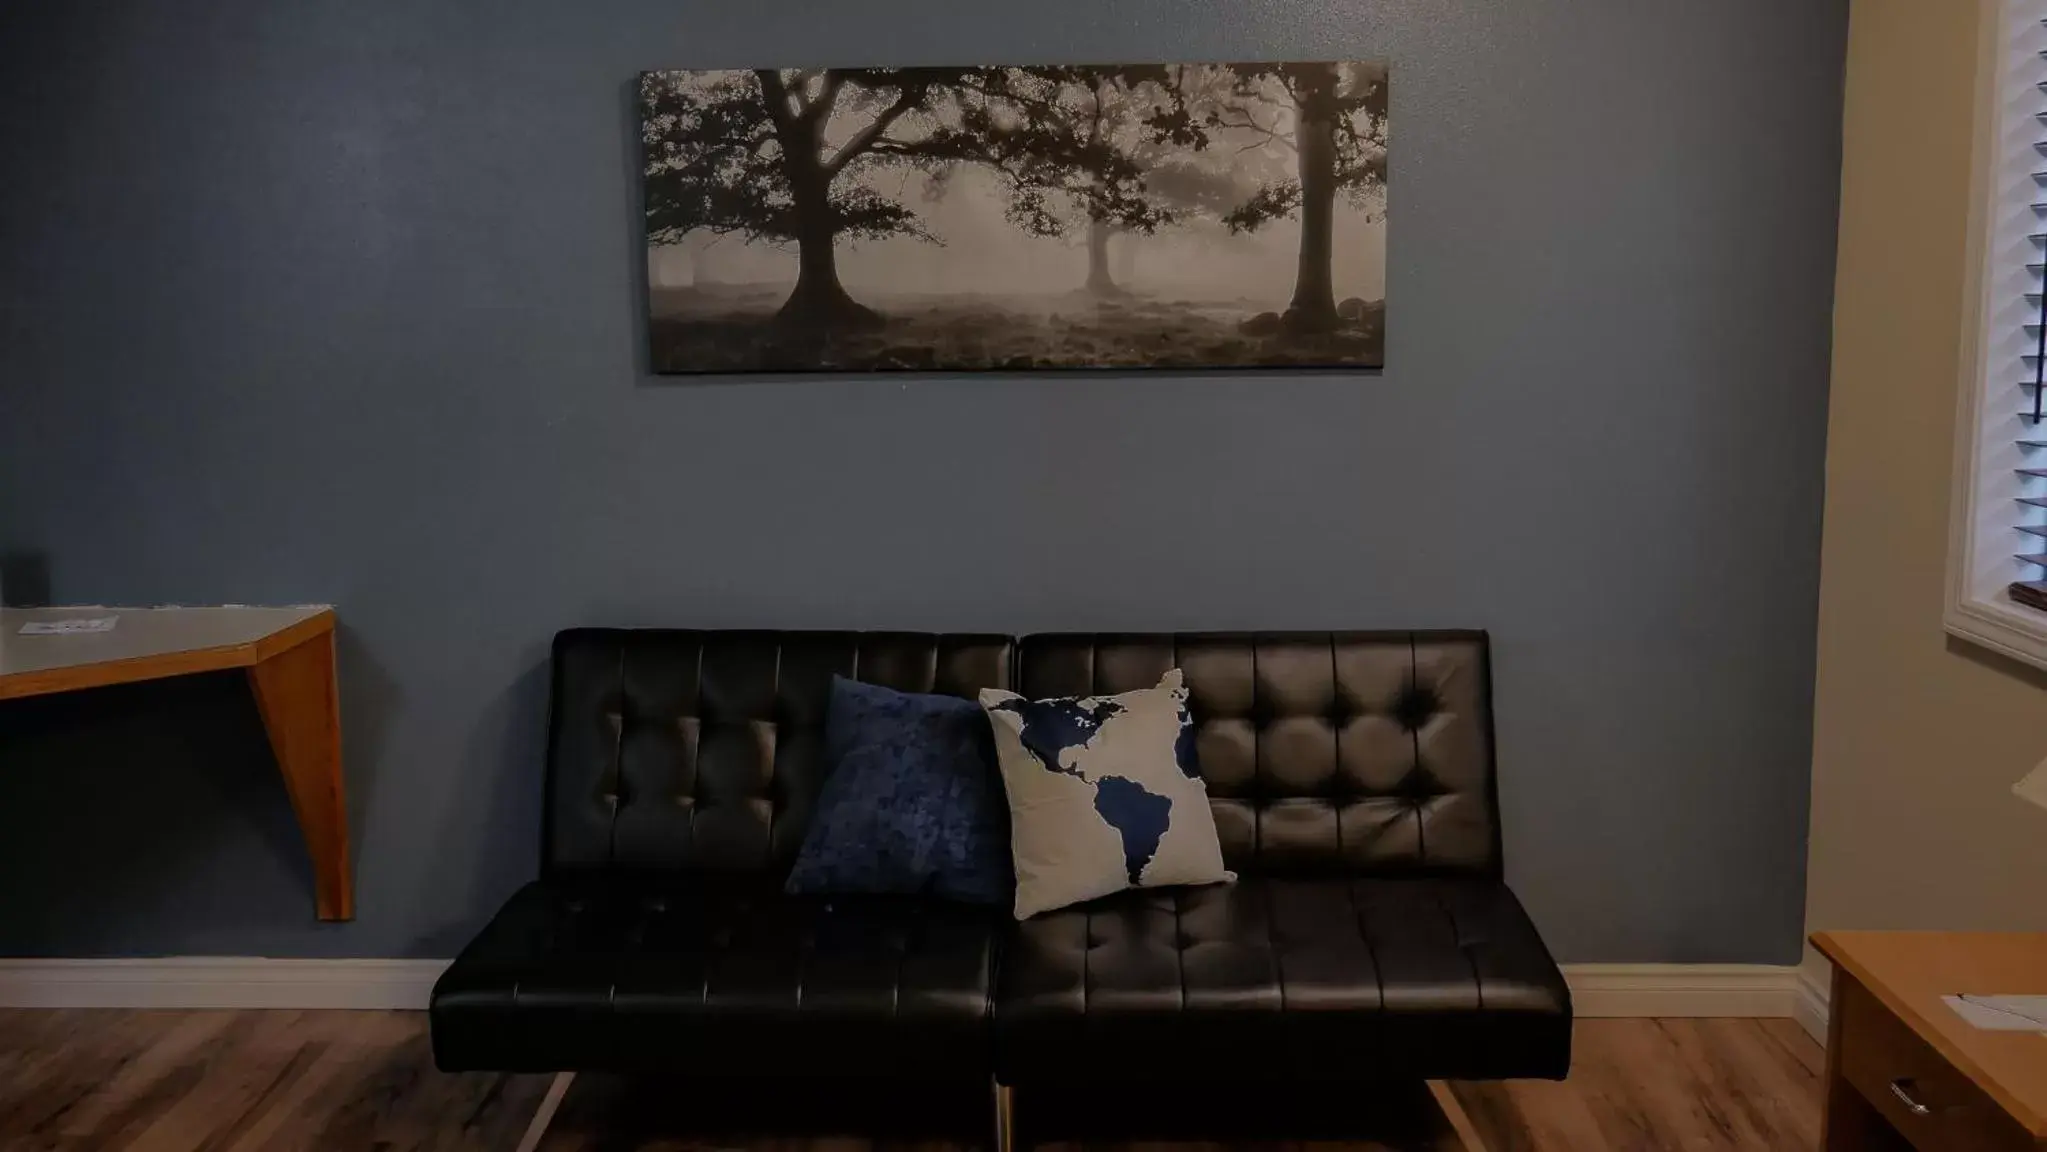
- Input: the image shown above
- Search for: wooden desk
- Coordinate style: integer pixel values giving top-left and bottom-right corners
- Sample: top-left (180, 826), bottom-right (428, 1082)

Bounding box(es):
top-left (1814, 931), bottom-right (2047, 1150)
top-left (0, 606), bottom-right (353, 920)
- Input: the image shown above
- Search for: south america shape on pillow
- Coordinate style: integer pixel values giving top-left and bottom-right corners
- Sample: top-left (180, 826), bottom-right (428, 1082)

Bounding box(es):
top-left (981, 669), bottom-right (1234, 919)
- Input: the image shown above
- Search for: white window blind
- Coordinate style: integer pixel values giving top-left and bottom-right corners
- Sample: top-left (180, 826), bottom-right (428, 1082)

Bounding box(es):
top-left (2020, 2), bottom-right (2047, 611)
top-left (1946, 0), bottom-right (2047, 668)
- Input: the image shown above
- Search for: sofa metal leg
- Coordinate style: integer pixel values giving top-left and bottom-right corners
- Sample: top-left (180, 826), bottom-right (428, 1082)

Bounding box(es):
top-left (1424, 1081), bottom-right (1489, 1152)
top-left (992, 1080), bottom-right (1015, 1152)
top-left (514, 1071), bottom-right (574, 1152)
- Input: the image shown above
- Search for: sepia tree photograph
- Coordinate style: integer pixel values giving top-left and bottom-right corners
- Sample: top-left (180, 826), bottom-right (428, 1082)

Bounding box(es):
top-left (640, 63), bottom-right (1388, 373)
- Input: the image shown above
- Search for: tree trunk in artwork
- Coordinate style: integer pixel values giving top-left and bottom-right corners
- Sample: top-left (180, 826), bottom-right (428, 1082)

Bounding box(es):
top-left (1085, 215), bottom-right (1122, 295)
top-left (1284, 64), bottom-right (1341, 334)
top-left (772, 106), bottom-right (881, 331)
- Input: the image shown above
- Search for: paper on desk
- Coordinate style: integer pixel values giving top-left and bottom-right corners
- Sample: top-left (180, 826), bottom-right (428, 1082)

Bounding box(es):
top-left (17, 617), bottom-right (117, 635)
top-left (2018, 755), bottom-right (2047, 812)
top-left (1944, 995), bottom-right (2047, 1031)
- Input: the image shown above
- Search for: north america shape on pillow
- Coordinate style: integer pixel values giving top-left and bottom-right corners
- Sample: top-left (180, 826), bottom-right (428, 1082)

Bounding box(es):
top-left (985, 693), bottom-right (1170, 883)
top-left (981, 670), bottom-right (1234, 919)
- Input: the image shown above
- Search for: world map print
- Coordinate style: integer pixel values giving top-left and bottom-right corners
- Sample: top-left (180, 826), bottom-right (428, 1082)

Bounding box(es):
top-left (986, 695), bottom-right (1172, 883)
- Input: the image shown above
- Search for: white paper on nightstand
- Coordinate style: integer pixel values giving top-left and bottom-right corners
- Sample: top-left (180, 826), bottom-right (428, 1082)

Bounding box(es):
top-left (2017, 756), bottom-right (2047, 812)
top-left (1944, 995), bottom-right (2047, 1031)
top-left (17, 617), bottom-right (117, 635)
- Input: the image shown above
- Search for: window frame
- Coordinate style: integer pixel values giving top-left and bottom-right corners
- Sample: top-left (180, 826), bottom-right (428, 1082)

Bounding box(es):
top-left (1945, 0), bottom-right (2047, 670)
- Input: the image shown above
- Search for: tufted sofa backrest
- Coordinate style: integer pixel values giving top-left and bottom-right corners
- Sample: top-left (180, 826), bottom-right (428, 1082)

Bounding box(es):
top-left (544, 629), bottom-right (1012, 876)
top-left (542, 628), bottom-right (1500, 881)
top-left (1017, 632), bottom-right (1502, 878)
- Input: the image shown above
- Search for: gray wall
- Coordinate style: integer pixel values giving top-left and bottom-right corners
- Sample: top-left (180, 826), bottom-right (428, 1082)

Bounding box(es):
top-left (0, 0), bottom-right (1845, 962)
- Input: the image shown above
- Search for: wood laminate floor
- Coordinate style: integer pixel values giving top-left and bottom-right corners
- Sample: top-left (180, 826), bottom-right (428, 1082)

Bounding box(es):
top-left (0, 1011), bottom-right (1824, 1152)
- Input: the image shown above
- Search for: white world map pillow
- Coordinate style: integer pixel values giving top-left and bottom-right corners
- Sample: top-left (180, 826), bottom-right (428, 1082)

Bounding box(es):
top-left (980, 669), bottom-right (1234, 919)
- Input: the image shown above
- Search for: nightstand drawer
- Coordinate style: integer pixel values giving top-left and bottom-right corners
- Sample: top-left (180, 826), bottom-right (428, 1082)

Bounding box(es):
top-left (1836, 976), bottom-right (2038, 1152)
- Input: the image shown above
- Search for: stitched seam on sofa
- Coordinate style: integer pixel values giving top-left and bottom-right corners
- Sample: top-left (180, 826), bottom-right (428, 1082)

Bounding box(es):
top-left (1265, 880), bottom-right (1286, 1014)
top-left (607, 643), bottom-right (625, 868)
top-left (1437, 884), bottom-right (1483, 1011)
top-left (1329, 634), bottom-right (1344, 867)
top-left (1082, 906), bottom-right (1093, 1020)
top-left (1407, 633), bottom-right (1426, 867)
top-left (1347, 879), bottom-right (1385, 1013)
top-left (1172, 890), bottom-right (1186, 1015)
top-left (889, 907), bottom-right (904, 1026)
top-left (981, 917), bottom-right (998, 1030)
top-left (1250, 636), bottom-right (1263, 864)
top-left (794, 909), bottom-right (807, 1016)
top-left (767, 638), bottom-right (783, 866)
top-left (697, 905), bottom-right (711, 1010)
top-left (688, 639), bottom-right (703, 851)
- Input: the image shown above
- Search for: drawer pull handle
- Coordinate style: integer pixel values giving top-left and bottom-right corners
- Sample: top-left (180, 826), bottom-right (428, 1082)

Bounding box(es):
top-left (1890, 1080), bottom-right (1931, 1116)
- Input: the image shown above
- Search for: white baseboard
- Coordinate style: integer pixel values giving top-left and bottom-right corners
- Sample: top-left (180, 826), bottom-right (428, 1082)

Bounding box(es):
top-left (1562, 963), bottom-right (1802, 1018)
top-left (1793, 964), bottom-right (1830, 1043)
top-left (0, 958), bottom-right (449, 1010)
top-left (0, 958), bottom-right (1807, 1016)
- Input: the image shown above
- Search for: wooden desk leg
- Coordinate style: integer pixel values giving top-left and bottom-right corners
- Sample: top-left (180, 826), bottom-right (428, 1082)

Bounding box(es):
top-left (248, 626), bottom-right (354, 920)
top-left (1820, 967), bottom-right (1910, 1152)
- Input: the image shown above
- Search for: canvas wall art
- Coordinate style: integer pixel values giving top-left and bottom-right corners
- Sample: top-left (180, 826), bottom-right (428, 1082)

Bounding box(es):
top-left (640, 63), bottom-right (1388, 373)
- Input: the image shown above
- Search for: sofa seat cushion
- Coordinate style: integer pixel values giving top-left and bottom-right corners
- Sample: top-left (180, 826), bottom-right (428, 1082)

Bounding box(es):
top-left (993, 877), bottom-right (1570, 1083)
top-left (431, 879), bottom-right (998, 1078)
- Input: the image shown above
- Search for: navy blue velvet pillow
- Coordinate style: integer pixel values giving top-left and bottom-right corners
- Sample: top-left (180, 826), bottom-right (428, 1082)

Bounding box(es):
top-left (785, 676), bottom-right (1013, 904)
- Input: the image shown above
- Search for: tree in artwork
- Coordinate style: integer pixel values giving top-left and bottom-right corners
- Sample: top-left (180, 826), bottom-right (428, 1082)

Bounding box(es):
top-left (957, 66), bottom-right (1186, 296)
top-left (968, 62), bottom-right (1391, 328)
top-left (641, 68), bottom-right (980, 330)
top-left (639, 61), bottom-right (1390, 372)
top-left (1211, 62), bottom-right (1389, 333)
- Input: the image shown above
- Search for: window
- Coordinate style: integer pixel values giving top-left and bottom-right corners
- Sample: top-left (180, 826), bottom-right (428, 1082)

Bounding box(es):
top-left (1947, 0), bottom-right (2047, 669)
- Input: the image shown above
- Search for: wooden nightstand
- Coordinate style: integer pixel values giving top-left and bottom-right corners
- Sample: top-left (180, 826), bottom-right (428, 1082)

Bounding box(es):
top-left (1813, 932), bottom-right (2047, 1150)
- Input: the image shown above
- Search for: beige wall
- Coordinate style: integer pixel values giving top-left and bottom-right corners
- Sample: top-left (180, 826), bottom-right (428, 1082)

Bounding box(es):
top-left (1807, 0), bottom-right (2047, 970)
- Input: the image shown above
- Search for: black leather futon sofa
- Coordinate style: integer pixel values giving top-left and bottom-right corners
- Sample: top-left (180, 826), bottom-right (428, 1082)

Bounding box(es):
top-left (431, 629), bottom-right (1571, 1144)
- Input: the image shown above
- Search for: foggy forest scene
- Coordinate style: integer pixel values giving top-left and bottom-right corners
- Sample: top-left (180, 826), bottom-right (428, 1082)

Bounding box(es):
top-left (641, 62), bottom-right (1388, 373)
